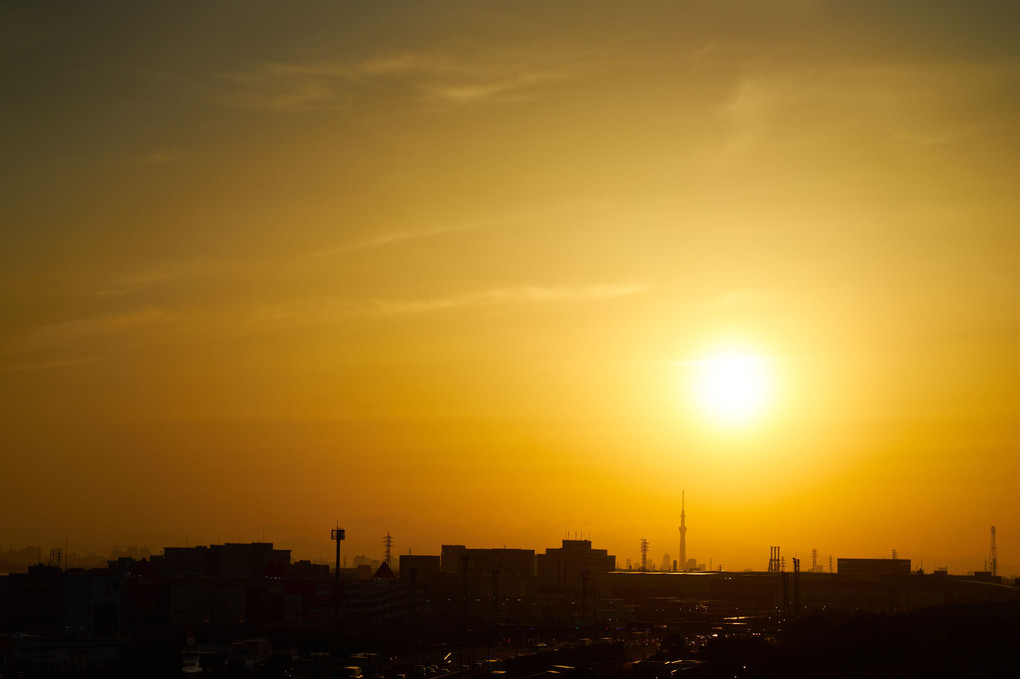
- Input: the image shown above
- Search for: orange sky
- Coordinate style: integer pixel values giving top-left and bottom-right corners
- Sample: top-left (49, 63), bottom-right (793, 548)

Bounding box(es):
top-left (3, 1), bottom-right (1020, 574)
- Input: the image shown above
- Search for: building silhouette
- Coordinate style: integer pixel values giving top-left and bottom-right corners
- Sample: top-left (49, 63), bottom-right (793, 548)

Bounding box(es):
top-left (537, 539), bottom-right (616, 593)
top-left (151, 542), bottom-right (290, 579)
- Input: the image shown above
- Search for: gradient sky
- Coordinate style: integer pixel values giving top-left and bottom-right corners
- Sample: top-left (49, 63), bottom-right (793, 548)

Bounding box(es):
top-left (3, 1), bottom-right (1019, 573)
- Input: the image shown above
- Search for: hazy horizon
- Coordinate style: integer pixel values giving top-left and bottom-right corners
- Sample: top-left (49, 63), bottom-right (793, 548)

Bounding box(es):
top-left (3, 526), bottom-right (1011, 579)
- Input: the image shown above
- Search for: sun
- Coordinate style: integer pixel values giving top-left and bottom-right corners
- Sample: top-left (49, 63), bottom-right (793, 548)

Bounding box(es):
top-left (688, 352), bottom-right (775, 427)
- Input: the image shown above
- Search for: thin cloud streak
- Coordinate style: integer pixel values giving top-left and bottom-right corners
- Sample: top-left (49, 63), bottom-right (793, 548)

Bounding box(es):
top-left (308, 202), bottom-right (587, 258)
top-left (421, 70), bottom-right (566, 104)
top-left (7, 308), bottom-right (173, 354)
top-left (77, 258), bottom-right (223, 298)
top-left (247, 300), bottom-right (361, 328)
top-left (308, 223), bottom-right (474, 259)
top-left (375, 283), bottom-right (652, 315)
top-left (715, 60), bottom-right (1017, 165)
top-left (0, 355), bottom-right (106, 373)
top-left (215, 51), bottom-right (574, 112)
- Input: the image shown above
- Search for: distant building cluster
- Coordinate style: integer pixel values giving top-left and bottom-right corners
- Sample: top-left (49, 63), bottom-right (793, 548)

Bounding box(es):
top-left (1, 545), bottom-right (151, 574)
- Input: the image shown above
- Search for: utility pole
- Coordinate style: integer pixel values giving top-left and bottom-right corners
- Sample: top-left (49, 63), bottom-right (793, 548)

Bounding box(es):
top-left (331, 526), bottom-right (346, 621)
top-left (781, 568), bottom-right (789, 619)
top-left (792, 557), bottom-right (800, 618)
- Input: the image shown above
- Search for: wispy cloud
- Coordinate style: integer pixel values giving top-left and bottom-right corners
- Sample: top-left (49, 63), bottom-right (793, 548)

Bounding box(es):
top-left (76, 258), bottom-right (220, 297)
top-left (0, 355), bottom-right (106, 373)
top-left (215, 65), bottom-right (350, 111)
top-left (717, 60), bottom-right (1013, 163)
top-left (308, 222), bottom-right (474, 259)
top-left (215, 51), bottom-right (572, 112)
top-left (421, 70), bottom-right (565, 105)
top-left (246, 300), bottom-right (360, 328)
top-left (7, 308), bottom-right (173, 354)
top-left (309, 202), bottom-right (585, 258)
top-left (717, 72), bottom-right (794, 161)
top-left (375, 283), bottom-right (651, 315)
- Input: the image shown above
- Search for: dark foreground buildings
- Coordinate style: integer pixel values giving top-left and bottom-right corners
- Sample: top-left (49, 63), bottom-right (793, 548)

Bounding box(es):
top-left (3, 541), bottom-right (1020, 677)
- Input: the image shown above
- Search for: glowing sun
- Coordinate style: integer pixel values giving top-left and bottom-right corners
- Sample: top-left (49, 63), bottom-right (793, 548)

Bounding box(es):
top-left (689, 352), bottom-right (775, 427)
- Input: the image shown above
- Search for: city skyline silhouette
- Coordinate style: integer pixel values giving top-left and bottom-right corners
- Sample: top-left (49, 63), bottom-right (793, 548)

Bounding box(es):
top-left (1, 518), bottom-right (1011, 581)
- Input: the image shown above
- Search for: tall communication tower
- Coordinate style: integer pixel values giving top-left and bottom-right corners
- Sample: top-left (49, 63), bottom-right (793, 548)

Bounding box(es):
top-left (383, 532), bottom-right (394, 566)
top-left (811, 548), bottom-right (818, 573)
top-left (989, 526), bottom-right (998, 577)
top-left (640, 539), bottom-right (649, 572)
top-left (679, 491), bottom-right (688, 572)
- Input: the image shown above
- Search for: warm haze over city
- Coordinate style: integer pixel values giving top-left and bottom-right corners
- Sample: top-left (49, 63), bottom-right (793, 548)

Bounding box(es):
top-left (3, 1), bottom-right (1019, 575)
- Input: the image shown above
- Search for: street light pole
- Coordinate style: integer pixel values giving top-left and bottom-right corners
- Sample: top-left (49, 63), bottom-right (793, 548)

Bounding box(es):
top-left (332, 527), bottom-right (346, 621)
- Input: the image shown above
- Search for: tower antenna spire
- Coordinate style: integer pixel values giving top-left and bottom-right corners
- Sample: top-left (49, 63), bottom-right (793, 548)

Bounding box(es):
top-left (679, 490), bottom-right (688, 572)
top-left (990, 526), bottom-right (998, 577)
